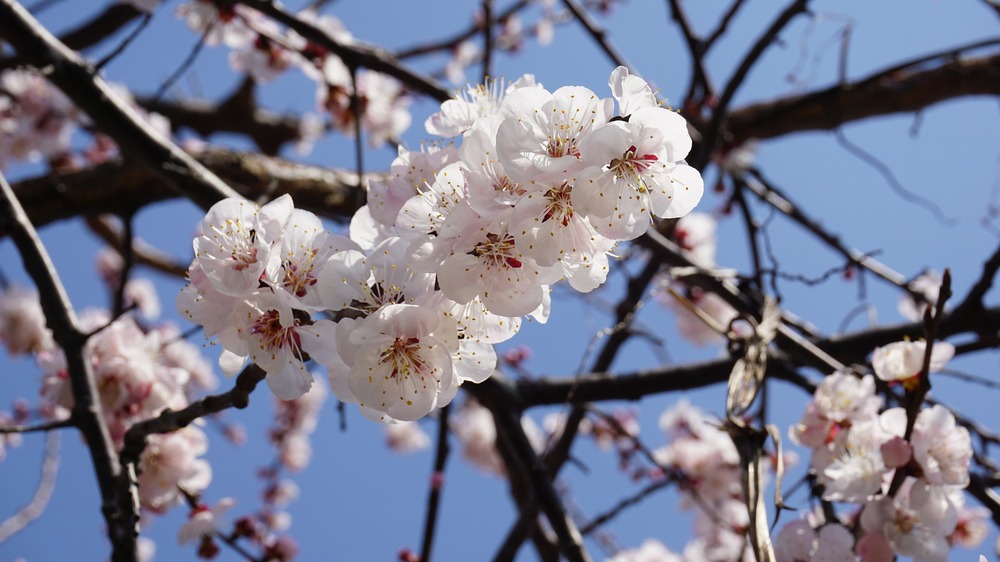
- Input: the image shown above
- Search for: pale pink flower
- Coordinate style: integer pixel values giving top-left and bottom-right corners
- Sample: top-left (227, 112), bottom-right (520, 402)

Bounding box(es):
top-left (672, 212), bottom-right (717, 268)
top-left (0, 69), bottom-right (77, 166)
top-left (855, 531), bottom-right (894, 562)
top-left (451, 400), bottom-right (543, 475)
top-left (812, 524), bottom-right (856, 562)
top-left (0, 412), bottom-right (23, 462)
top-left (774, 519), bottom-right (814, 562)
top-left (341, 304), bottom-right (459, 422)
top-left (949, 505), bottom-right (990, 548)
top-left (575, 105), bottom-right (704, 240)
top-left (123, 279), bottom-right (161, 319)
top-left (911, 405), bottom-right (971, 487)
top-left (229, 19), bottom-right (295, 83)
top-left (192, 194), bottom-right (293, 298)
top-left (899, 270), bottom-right (944, 322)
top-left (815, 418), bottom-right (890, 503)
top-left (871, 340), bottom-right (954, 385)
top-left (178, 498), bottom-right (235, 545)
top-left (385, 421), bottom-right (431, 454)
top-left (437, 217), bottom-right (561, 317)
top-left (218, 289), bottom-right (338, 399)
top-left (860, 478), bottom-right (959, 562)
top-left (606, 538), bottom-right (682, 562)
top-left (497, 84), bottom-right (612, 183)
top-left (510, 179), bottom-right (616, 292)
top-left (608, 66), bottom-right (657, 117)
top-left (880, 436), bottom-right (913, 468)
top-left (425, 75), bottom-right (537, 137)
top-left (365, 144), bottom-right (458, 229)
top-left (175, 1), bottom-right (257, 47)
top-left (444, 40), bottom-right (480, 86)
top-left (138, 426), bottom-right (212, 513)
top-left (0, 285), bottom-right (53, 355)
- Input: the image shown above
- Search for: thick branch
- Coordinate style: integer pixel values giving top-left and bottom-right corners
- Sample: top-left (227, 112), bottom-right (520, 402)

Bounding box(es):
top-left (728, 50), bottom-right (1000, 143)
top-left (0, 0), bottom-right (241, 210)
top-left (137, 78), bottom-right (304, 156)
top-left (0, 4), bottom-right (144, 71)
top-left (4, 149), bottom-right (374, 237)
top-left (516, 304), bottom-right (1000, 407)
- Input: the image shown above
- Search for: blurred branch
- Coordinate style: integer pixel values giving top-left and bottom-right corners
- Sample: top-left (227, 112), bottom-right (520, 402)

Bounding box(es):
top-left (728, 46), bottom-right (1000, 144)
top-left (85, 216), bottom-right (189, 279)
top-left (517, 296), bottom-right (1000, 406)
top-left (666, 0), bottom-right (714, 103)
top-left (0, 418), bottom-right (73, 434)
top-left (419, 404), bottom-right (451, 562)
top-left (138, 79), bottom-right (305, 156)
top-left (561, 0), bottom-right (632, 71)
top-left (236, 0), bottom-right (452, 103)
top-left (397, 0), bottom-right (531, 59)
top-left (0, 0), bottom-right (241, 211)
top-left (0, 4), bottom-right (143, 71)
top-left (0, 432), bottom-right (60, 543)
top-left (467, 377), bottom-right (591, 562)
top-left (3, 148), bottom-right (376, 237)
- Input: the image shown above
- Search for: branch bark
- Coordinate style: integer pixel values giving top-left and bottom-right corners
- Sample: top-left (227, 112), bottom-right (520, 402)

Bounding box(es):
top-left (728, 50), bottom-right (1000, 143)
top-left (4, 148), bottom-right (374, 237)
top-left (0, 0), bottom-right (241, 211)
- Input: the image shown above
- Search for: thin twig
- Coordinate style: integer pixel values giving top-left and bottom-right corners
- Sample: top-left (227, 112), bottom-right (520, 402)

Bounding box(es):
top-left (0, 432), bottom-right (60, 543)
top-left (560, 0), bottom-right (633, 71)
top-left (419, 405), bottom-right (451, 562)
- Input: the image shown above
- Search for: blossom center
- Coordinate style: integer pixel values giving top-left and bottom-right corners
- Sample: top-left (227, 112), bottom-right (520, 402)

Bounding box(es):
top-left (470, 232), bottom-right (522, 269)
top-left (251, 309), bottom-right (301, 352)
top-left (378, 337), bottom-right (425, 379)
top-left (609, 145), bottom-right (659, 192)
top-left (542, 182), bottom-right (575, 226)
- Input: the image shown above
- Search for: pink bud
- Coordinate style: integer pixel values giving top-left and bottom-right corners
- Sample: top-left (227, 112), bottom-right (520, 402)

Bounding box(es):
top-left (430, 471), bottom-right (445, 490)
top-left (880, 436), bottom-right (912, 468)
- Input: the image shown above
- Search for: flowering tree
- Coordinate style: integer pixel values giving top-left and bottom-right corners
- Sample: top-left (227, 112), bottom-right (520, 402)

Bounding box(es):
top-left (0, 1), bottom-right (999, 561)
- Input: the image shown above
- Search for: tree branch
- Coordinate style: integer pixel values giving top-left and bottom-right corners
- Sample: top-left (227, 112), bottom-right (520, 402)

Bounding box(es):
top-left (0, 168), bottom-right (136, 562)
top-left (0, 0), bottom-right (241, 211)
top-left (728, 48), bottom-right (1000, 144)
top-left (4, 148), bottom-right (374, 237)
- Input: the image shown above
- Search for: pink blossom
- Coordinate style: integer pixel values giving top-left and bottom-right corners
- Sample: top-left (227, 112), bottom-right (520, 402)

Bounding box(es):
top-left (0, 285), bottom-right (53, 355)
top-left (138, 426), bottom-right (212, 513)
top-left (911, 405), bottom-right (971, 487)
top-left (178, 498), bottom-right (235, 545)
top-left (385, 421), bottom-right (431, 454)
top-left (607, 539), bottom-right (682, 562)
top-left (871, 340), bottom-right (954, 386)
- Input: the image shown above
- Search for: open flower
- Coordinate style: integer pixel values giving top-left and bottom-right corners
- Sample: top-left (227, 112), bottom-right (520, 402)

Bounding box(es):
top-left (872, 340), bottom-right (954, 387)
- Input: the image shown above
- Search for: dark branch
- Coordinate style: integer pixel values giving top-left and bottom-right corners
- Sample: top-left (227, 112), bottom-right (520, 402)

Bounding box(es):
top-left (0, 0), bottom-right (241, 211)
top-left (728, 48), bottom-right (1000, 144)
top-left (4, 148), bottom-right (374, 237)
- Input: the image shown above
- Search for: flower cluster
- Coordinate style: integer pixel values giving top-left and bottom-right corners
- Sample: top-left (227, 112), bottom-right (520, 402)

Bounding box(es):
top-left (652, 399), bottom-right (761, 561)
top-left (0, 278), bottom-right (216, 514)
top-left (179, 67), bottom-right (703, 424)
top-left (785, 343), bottom-right (980, 562)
